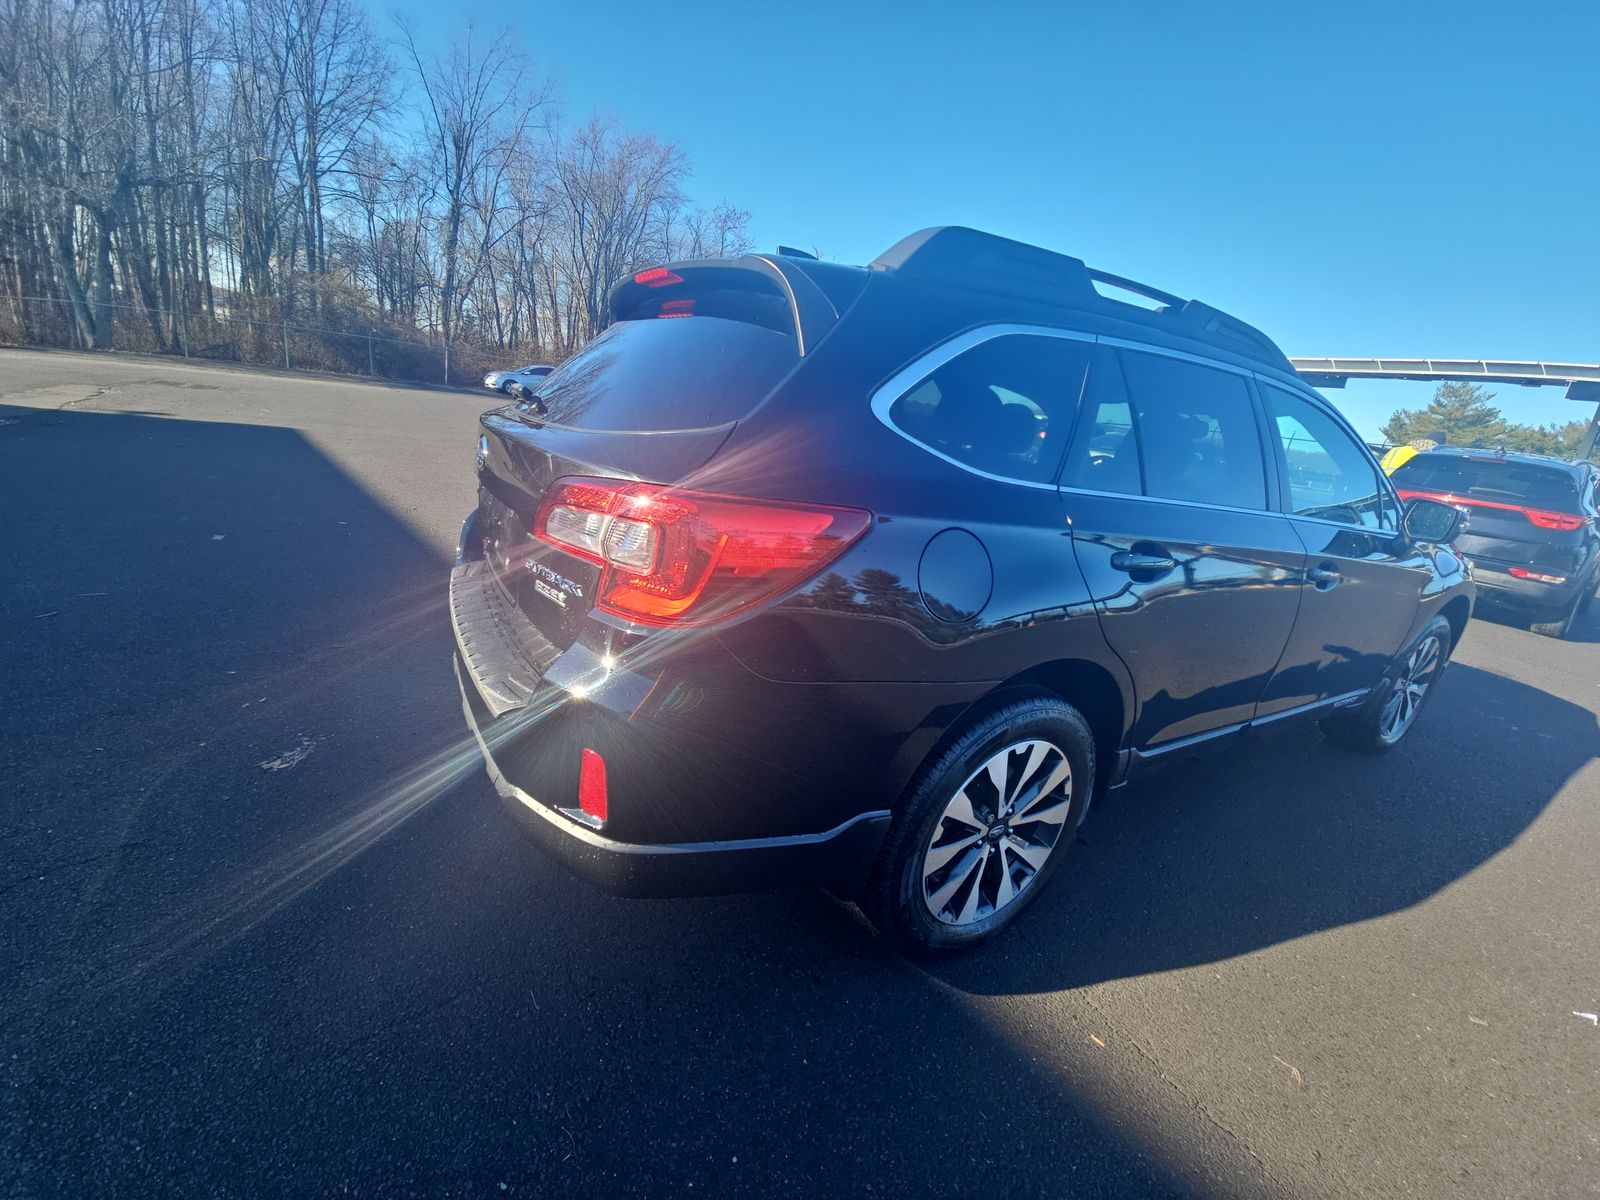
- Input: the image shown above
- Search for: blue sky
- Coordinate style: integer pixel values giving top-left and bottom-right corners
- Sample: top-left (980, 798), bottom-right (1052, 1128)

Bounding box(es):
top-left (387, 0), bottom-right (1598, 440)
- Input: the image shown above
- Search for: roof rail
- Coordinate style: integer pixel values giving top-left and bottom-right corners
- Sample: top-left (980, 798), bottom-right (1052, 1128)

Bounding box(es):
top-left (870, 226), bottom-right (1292, 372)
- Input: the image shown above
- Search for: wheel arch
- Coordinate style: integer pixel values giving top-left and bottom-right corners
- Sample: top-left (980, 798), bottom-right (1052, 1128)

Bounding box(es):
top-left (1440, 594), bottom-right (1471, 650)
top-left (994, 659), bottom-right (1128, 793)
top-left (888, 657), bottom-right (1131, 815)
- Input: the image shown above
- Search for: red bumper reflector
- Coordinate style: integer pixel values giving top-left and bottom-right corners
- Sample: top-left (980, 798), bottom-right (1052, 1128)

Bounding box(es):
top-left (579, 748), bottom-right (608, 824)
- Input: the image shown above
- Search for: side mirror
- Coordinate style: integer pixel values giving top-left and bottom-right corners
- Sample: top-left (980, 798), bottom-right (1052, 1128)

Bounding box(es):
top-left (1403, 497), bottom-right (1464, 544)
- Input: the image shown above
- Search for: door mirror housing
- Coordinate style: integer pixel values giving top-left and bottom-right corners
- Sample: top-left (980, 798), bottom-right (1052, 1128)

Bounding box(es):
top-left (1403, 497), bottom-right (1464, 544)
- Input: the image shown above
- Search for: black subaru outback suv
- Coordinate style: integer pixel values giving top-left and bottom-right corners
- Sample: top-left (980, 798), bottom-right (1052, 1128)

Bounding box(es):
top-left (1391, 447), bottom-right (1599, 638)
top-left (451, 227), bottom-right (1474, 952)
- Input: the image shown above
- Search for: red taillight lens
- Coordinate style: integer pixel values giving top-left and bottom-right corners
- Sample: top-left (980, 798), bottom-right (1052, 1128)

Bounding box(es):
top-left (1396, 489), bottom-right (1586, 531)
top-left (1525, 510), bottom-right (1587, 531)
top-left (534, 476), bottom-right (871, 626)
top-left (579, 748), bottom-right (608, 824)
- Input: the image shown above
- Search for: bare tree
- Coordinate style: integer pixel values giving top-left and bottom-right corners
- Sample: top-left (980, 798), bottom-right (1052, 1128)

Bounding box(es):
top-left (399, 23), bottom-right (543, 378)
top-left (0, 2), bottom-right (751, 376)
top-left (544, 117), bottom-right (687, 352)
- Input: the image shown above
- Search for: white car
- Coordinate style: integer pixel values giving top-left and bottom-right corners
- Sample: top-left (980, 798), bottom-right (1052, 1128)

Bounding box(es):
top-left (482, 364), bottom-right (554, 394)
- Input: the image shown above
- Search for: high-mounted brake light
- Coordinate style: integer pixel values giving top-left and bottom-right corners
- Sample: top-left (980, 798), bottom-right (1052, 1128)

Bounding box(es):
top-left (1396, 488), bottom-right (1588, 531)
top-left (633, 267), bottom-right (683, 288)
top-left (534, 476), bottom-right (871, 626)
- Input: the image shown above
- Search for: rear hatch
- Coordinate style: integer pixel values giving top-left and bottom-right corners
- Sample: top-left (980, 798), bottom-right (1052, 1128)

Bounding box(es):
top-left (1391, 453), bottom-right (1588, 569)
top-left (476, 260), bottom-right (840, 652)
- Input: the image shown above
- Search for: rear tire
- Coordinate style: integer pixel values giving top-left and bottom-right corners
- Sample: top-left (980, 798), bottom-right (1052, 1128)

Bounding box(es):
top-left (862, 695), bottom-right (1094, 955)
top-left (1531, 590), bottom-right (1584, 639)
top-left (1321, 617), bottom-right (1452, 753)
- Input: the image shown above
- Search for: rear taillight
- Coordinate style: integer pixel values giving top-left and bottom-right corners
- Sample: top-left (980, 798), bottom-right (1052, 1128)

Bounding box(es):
top-left (1525, 510), bottom-right (1588, 531)
top-left (1396, 488), bottom-right (1587, 531)
top-left (534, 476), bottom-right (871, 626)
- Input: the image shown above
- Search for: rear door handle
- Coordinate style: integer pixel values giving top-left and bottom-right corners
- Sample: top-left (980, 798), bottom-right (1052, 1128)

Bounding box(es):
top-left (1110, 551), bottom-right (1177, 574)
top-left (1307, 565), bottom-right (1343, 590)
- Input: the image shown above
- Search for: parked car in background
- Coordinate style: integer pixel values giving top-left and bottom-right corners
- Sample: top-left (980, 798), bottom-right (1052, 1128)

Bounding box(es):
top-left (450, 226), bottom-right (1474, 952)
top-left (1391, 447), bottom-right (1599, 637)
top-left (483, 364), bottom-right (555, 395)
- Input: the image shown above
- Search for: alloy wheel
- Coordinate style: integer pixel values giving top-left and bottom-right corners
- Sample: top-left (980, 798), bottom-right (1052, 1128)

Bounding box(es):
top-left (921, 739), bottom-right (1073, 926)
top-left (1378, 634), bottom-right (1442, 744)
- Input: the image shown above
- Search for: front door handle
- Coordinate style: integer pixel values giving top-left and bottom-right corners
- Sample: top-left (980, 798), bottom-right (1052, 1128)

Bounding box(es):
top-left (1307, 565), bottom-right (1343, 590)
top-left (1110, 550), bottom-right (1177, 574)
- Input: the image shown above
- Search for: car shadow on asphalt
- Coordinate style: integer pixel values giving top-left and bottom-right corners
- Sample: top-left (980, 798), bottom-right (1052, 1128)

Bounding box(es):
top-left (18, 400), bottom-right (1589, 1196)
top-left (2, 403), bottom-right (1227, 1199)
top-left (1473, 599), bottom-right (1600, 644)
top-left (922, 659), bottom-right (1598, 997)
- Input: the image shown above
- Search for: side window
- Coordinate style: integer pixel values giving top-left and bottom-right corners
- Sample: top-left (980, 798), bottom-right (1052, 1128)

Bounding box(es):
top-left (885, 334), bottom-right (1092, 484)
top-left (1261, 385), bottom-right (1393, 531)
top-left (1117, 350), bottom-right (1268, 510)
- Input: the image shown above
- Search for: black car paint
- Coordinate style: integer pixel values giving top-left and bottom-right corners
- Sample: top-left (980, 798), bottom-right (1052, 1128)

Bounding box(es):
top-left (451, 233), bottom-right (1474, 899)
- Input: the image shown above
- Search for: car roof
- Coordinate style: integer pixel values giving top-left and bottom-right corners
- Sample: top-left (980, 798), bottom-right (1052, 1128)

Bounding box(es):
top-left (1413, 446), bottom-right (1589, 474)
top-left (867, 226), bottom-right (1293, 374)
top-left (629, 228), bottom-right (1296, 378)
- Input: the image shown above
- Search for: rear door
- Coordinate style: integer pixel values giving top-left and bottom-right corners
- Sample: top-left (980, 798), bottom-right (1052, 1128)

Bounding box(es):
top-left (1253, 383), bottom-right (1431, 713)
top-left (1061, 343), bottom-right (1305, 750)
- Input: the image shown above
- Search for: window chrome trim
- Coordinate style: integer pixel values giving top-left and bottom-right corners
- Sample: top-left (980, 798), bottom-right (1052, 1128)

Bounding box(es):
top-left (1058, 482), bottom-right (1285, 520)
top-left (1097, 334), bottom-right (1256, 377)
top-left (869, 324), bottom-right (1097, 491)
top-left (1289, 513), bottom-right (1405, 539)
top-left (870, 324), bottom-right (1291, 494)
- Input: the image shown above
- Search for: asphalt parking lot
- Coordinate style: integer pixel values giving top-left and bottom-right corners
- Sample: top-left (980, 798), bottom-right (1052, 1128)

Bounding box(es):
top-left (3, 347), bottom-right (1598, 1198)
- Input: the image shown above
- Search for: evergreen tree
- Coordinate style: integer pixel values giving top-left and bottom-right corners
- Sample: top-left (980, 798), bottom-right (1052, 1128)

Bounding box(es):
top-left (1381, 382), bottom-right (1509, 448)
top-left (1382, 382), bottom-right (1598, 460)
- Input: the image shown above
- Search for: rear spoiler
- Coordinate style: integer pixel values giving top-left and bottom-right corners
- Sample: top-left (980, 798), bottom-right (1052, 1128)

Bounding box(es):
top-left (871, 226), bottom-right (1292, 372)
top-left (606, 255), bottom-right (850, 356)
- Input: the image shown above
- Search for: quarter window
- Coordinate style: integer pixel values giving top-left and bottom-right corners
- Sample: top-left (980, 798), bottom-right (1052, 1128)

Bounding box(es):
top-left (885, 334), bottom-right (1092, 484)
top-left (1117, 350), bottom-right (1268, 510)
top-left (1261, 385), bottom-right (1394, 530)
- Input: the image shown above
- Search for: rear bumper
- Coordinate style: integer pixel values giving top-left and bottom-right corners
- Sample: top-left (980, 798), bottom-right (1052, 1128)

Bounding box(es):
top-left (448, 553), bottom-right (903, 897)
top-left (1469, 563), bottom-right (1584, 612)
top-left (455, 654), bottom-right (891, 897)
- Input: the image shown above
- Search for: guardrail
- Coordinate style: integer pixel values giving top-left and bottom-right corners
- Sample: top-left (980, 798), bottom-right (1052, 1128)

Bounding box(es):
top-left (1, 293), bottom-right (545, 388)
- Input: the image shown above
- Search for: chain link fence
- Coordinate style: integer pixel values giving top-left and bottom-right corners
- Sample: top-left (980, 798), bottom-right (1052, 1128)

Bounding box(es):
top-left (1, 293), bottom-right (537, 390)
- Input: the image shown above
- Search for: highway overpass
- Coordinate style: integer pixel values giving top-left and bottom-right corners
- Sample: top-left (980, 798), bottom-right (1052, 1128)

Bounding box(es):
top-left (1290, 357), bottom-right (1600, 456)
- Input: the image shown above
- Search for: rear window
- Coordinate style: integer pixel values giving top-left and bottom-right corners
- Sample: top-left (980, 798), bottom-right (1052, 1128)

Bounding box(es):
top-left (1392, 454), bottom-right (1581, 512)
top-left (530, 315), bottom-right (797, 432)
